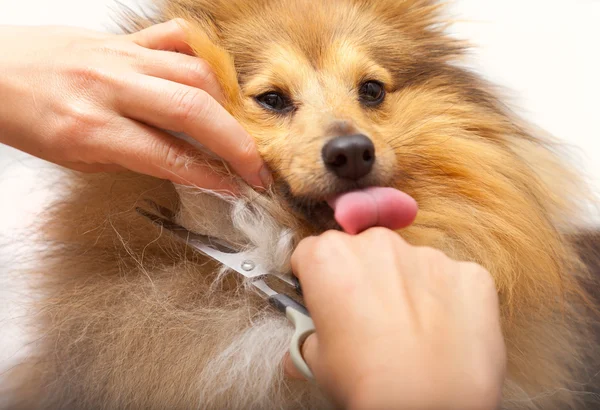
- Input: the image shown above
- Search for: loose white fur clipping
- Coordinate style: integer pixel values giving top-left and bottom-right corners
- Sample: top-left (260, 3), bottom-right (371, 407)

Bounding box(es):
top-left (175, 184), bottom-right (298, 283)
top-left (169, 130), bottom-right (297, 279)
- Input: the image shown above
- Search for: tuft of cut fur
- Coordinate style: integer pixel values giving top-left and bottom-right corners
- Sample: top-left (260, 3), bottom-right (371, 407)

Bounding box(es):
top-left (3, 1), bottom-right (599, 409)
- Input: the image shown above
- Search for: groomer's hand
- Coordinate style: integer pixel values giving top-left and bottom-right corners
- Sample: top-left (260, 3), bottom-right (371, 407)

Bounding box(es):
top-left (0, 21), bottom-right (270, 192)
top-left (286, 228), bottom-right (506, 410)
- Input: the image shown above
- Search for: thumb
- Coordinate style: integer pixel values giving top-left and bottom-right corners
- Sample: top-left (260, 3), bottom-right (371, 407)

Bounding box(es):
top-left (283, 333), bottom-right (319, 380)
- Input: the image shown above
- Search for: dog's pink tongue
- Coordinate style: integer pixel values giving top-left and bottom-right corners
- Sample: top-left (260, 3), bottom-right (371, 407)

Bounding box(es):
top-left (328, 187), bottom-right (418, 234)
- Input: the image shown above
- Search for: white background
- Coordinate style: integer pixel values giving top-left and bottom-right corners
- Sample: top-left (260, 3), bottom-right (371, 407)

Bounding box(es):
top-left (0, 0), bottom-right (599, 394)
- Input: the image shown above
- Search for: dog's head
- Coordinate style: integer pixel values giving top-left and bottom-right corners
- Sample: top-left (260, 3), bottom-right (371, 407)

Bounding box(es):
top-left (167, 0), bottom-right (501, 229)
top-left (165, 1), bottom-right (585, 294)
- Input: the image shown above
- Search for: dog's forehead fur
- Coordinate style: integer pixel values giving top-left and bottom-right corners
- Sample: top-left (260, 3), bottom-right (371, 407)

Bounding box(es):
top-left (165, 0), bottom-right (463, 85)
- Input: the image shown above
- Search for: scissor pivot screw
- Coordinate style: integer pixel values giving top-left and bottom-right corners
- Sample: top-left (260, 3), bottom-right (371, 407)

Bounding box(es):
top-left (241, 260), bottom-right (256, 271)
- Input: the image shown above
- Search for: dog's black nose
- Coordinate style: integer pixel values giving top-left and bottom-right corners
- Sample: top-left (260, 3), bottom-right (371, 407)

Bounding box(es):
top-left (322, 134), bottom-right (375, 180)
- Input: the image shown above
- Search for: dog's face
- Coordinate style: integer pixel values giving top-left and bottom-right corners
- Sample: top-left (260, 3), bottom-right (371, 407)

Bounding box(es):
top-left (179, 0), bottom-right (488, 230)
top-left (175, 1), bottom-right (570, 255)
top-left (241, 40), bottom-right (399, 228)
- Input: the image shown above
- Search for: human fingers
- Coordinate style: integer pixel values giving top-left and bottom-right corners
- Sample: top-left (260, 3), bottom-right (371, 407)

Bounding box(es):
top-left (113, 73), bottom-right (270, 189)
top-left (127, 46), bottom-right (224, 104)
top-left (127, 19), bottom-right (194, 55)
top-left (101, 117), bottom-right (241, 193)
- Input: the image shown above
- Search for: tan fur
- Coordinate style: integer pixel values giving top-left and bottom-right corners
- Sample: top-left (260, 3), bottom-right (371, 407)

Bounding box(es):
top-left (3, 0), bottom-right (599, 409)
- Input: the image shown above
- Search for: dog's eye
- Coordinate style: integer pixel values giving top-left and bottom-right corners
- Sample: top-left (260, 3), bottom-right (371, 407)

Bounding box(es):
top-left (256, 92), bottom-right (294, 113)
top-left (359, 81), bottom-right (385, 106)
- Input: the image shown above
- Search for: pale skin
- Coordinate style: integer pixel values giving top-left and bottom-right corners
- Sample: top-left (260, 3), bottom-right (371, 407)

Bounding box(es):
top-left (285, 228), bottom-right (506, 410)
top-left (0, 21), bottom-right (506, 409)
top-left (0, 20), bottom-right (271, 193)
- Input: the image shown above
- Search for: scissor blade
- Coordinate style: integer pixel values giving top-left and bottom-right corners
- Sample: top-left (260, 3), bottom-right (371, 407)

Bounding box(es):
top-left (136, 207), bottom-right (269, 278)
top-left (142, 199), bottom-right (176, 220)
top-left (136, 207), bottom-right (238, 253)
top-left (251, 279), bottom-right (277, 298)
top-left (136, 207), bottom-right (301, 288)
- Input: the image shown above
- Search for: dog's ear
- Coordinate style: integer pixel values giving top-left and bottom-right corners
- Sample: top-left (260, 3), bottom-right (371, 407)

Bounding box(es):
top-left (354, 0), bottom-right (464, 62)
top-left (175, 20), bottom-right (242, 113)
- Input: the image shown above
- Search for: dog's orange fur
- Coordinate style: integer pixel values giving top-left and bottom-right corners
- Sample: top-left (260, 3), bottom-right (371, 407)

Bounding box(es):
top-left (4, 0), bottom-right (599, 409)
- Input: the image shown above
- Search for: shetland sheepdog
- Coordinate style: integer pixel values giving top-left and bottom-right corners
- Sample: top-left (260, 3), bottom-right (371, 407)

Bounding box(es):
top-left (3, 0), bottom-right (599, 409)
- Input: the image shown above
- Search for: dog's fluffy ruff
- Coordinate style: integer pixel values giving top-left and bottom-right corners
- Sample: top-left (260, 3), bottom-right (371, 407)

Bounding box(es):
top-left (3, 174), bottom-right (329, 409)
top-left (3, 0), bottom-right (599, 409)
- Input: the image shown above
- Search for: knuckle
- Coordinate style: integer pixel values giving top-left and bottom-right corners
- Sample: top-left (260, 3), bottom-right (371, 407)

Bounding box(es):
top-left (461, 261), bottom-right (485, 274)
top-left (55, 102), bottom-right (98, 142)
top-left (187, 59), bottom-right (218, 90)
top-left (63, 37), bottom-right (91, 58)
top-left (462, 261), bottom-right (495, 287)
top-left (312, 230), bottom-right (349, 259)
top-left (155, 140), bottom-right (190, 174)
top-left (365, 227), bottom-right (396, 240)
top-left (150, 18), bottom-right (189, 44)
top-left (418, 246), bottom-right (451, 266)
top-left (232, 132), bottom-right (259, 166)
top-left (172, 87), bottom-right (212, 125)
top-left (319, 230), bottom-right (347, 245)
top-left (412, 246), bottom-right (456, 285)
top-left (68, 64), bottom-right (109, 88)
top-left (63, 44), bottom-right (123, 90)
top-left (168, 18), bottom-right (189, 34)
top-left (362, 227), bottom-right (401, 250)
top-left (293, 231), bottom-right (352, 283)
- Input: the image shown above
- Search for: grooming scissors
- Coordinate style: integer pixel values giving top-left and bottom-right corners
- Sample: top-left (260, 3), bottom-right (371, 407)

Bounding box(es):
top-left (136, 200), bottom-right (316, 380)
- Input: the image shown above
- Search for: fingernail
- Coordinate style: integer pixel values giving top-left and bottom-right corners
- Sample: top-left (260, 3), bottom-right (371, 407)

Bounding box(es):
top-left (258, 164), bottom-right (273, 189)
